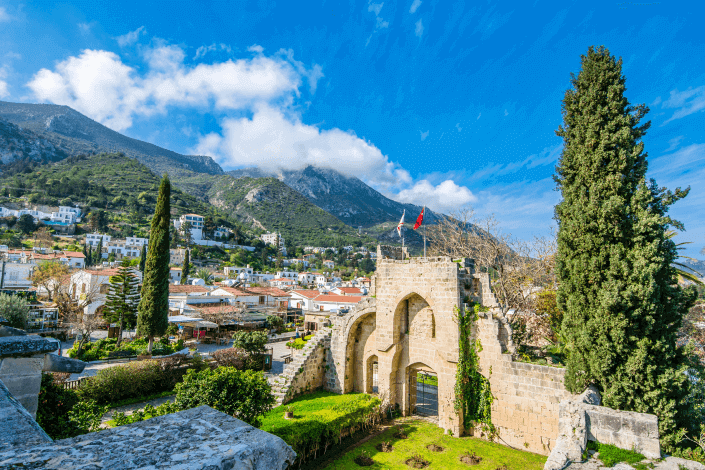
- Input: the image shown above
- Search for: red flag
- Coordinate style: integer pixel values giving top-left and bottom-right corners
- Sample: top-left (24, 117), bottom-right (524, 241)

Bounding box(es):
top-left (413, 207), bottom-right (424, 230)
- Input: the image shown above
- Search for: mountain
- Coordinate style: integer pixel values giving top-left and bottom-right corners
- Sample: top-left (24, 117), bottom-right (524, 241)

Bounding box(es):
top-left (172, 172), bottom-right (379, 248)
top-left (229, 166), bottom-right (442, 228)
top-left (0, 118), bottom-right (70, 174)
top-left (0, 152), bottom-right (247, 234)
top-left (0, 101), bottom-right (223, 177)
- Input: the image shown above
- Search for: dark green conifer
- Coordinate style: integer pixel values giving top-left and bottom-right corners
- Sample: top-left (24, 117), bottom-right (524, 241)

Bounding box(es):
top-left (138, 247), bottom-right (146, 273)
top-left (181, 249), bottom-right (190, 285)
top-left (136, 175), bottom-right (171, 353)
top-left (103, 260), bottom-right (140, 347)
top-left (555, 46), bottom-right (697, 448)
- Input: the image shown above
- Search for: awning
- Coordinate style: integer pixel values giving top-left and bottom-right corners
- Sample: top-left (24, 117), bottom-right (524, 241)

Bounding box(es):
top-left (185, 320), bottom-right (219, 329)
top-left (168, 315), bottom-right (204, 323)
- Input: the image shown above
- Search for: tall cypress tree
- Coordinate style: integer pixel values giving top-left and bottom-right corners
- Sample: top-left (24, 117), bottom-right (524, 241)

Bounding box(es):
top-left (138, 247), bottom-right (146, 273)
top-left (180, 249), bottom-right (190, 285)
top-left (103, 260), bottom-right (140, 347)
top-left (137, 175), bottom-right (171, 353)
top-left (555, 46), bottom-right (697, 447)
top-left (95, 238), bottom-right (103, 265)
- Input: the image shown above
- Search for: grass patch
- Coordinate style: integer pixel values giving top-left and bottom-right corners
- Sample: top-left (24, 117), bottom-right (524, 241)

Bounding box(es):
top-left (260, 391), bottom-right (381, 460)
top-left (322, 420), bottom-right (546, 470)
top-left (586, 440), bottom-right (646, 467)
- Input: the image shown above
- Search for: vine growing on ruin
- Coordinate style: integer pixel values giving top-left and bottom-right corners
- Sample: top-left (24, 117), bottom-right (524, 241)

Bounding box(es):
top-left (454, 303), bottom-right (497, 439)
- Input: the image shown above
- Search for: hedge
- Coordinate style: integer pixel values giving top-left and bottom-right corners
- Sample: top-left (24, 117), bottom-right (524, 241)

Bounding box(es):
top-left (67, 336), bottom-right (184, 362)
top-left (260, 391), bottom-right (382, 464)
top-left (77, 354), bottom-right (201, 405)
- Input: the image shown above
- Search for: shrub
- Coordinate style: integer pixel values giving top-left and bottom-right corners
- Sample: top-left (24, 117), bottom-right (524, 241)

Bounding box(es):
top-left (0, 293), bottom-right (29, 329)
top-left (111, 400), bottom-right (182, 427)
top-left (36, 373), bottom-right (81, 439)
top-left (174, 367), bottom-right (274, 426)
top-left (78, 355), bottom-right (192, 405)
top-left (67, 336), bottom-right (184, 361)
top-left (36, 374), bottom-right (109, 439)
top-left (231, 330), bottom-right (268, 355)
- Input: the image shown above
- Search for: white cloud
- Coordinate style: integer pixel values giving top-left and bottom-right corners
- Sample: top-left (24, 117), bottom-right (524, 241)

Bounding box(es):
top-left (0, 67), bottom-right (8, 98)
top-left (26, 46), bottom-right (321, 132)
top-left (469, 144), bottom-right (562, 181)
top-left (477, 112), bottom-right (481, 120)
top-left (78, 22), bottom-right (92, 35)
top-left (391, 180), bottom-right (477, 213)
top-left (0, 7), bottom-right (10, 22)
top-left (248, 44), bottom-right (264, 54)
top-left (368, 2), bottom-right (389, 29)
top-left (665, 135), bottom-right (683, 152)
top-left (409, 0), bottom-right (422, 14)
top-left (455, 123), bottom-right (462, 132)
top-left (191, 104), bottom-right (412, 190)
top-left (420, 130), bottom-right (429, 141)
top-left (193, 43), bottom-right (232, 60)
top-left (504, 109), bottom-right (509, 116)
top-left (116, 26), bottom-right (146, 47)
top-left (661, 85), bottom-right (705, 124)
top-left (415, 19), bottom-right (424, 37)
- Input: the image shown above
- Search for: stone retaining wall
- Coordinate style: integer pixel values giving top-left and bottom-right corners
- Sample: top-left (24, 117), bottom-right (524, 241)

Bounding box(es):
top-left (584, 404), bottom-right (660, 458)
top-left (476, 313), bottom-right (573, 455)
top-left (272, 329), bottom-right (330, 405)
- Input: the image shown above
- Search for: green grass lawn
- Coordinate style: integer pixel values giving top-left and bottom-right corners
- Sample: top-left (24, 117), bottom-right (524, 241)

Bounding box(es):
top-left (323, 420), bottom-right (546, 470)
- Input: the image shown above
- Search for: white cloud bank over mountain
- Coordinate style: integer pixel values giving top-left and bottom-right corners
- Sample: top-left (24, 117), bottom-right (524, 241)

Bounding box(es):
top-left (25, 40), bottom-right (475, 214)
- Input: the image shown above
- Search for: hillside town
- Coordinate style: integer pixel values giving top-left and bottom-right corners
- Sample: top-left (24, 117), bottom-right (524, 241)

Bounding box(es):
top-left (0, 4), bottom-right (704, 470)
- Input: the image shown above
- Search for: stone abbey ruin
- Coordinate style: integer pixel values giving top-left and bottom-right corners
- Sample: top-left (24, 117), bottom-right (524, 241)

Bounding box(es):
top-left (273, 246), bottom-right (664, 469)
top-left (0, 245), bottom-right (672, 469)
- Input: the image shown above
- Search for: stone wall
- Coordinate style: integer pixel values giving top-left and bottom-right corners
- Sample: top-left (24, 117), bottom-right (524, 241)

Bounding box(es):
top-left (0, 406), bottom-right (296, 469)
top-left (272, 329), bottom-right (330, 405)
top-left (584, 404), bottom-right (660, 458)
top-left (475, 312), bottom-right (572, 455)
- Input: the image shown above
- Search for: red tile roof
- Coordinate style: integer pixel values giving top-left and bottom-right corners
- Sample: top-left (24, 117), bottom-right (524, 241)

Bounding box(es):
top-left (213, 286), bottom-right (251, 296)
top-left (168, 285), bottom-right (209, 294)
top-left (247, 286), bottom-right (290, 297)
top-left (314, 294), bottom-right (363, 304)
top-left (337, 287), bottom-right (363, 295)
top-left (81, 268), bottom-right (121, 276)
top-left (270, 278), bottom-right (296, 282)
top-left (291, 290), bottom-right (320, 299)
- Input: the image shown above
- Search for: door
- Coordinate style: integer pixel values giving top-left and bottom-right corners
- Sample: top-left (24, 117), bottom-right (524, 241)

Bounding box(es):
top-left (414, 371), bottom-right (438, 417)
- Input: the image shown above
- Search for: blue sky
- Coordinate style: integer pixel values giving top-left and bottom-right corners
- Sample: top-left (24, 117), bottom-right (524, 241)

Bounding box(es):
top-left (1, 1), bottom-right (704, 258)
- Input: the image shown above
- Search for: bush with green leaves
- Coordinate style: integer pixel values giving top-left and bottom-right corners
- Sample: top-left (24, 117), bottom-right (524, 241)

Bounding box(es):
top-left (174, 367), bottom-right (274, 426)
top-left (36, 374), bottom-right (108, 439)
top-left (111, 400), bottom-right (183, 427)
top-left (77, 355), bottom-right (194, 405)
top-left (0, 293), bottom-right (29, 329)
top-left (231, 330), bottom-right (268, 355)
top-left (66, 336), bottom-right (184, 361)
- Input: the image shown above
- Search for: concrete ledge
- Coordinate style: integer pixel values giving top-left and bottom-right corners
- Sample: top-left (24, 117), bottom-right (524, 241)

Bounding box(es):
top-left (0, 406), bottom-right (296, 470)
top-left (0, 336), bottom-right (58, 356)
top-left (0, 379), bottom-right (52, 449)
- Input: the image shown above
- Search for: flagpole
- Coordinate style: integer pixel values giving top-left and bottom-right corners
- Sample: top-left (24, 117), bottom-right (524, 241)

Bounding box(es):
top-left (423, 206), bottom-right (426, 259)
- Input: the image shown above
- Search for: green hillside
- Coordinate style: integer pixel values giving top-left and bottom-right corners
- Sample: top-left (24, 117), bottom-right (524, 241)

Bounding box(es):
top-left (173, 173), bottom-right (379, 248)
top-left (0, 152), bottom-right (247, 233)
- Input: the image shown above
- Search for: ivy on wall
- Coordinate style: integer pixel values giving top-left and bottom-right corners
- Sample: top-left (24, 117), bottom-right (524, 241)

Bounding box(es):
top-left (454, 303), bottom-right (497, 439)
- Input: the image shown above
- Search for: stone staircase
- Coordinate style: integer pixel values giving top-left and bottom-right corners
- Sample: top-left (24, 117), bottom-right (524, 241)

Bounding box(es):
top-left (270, 329), bottom-right (332, 406)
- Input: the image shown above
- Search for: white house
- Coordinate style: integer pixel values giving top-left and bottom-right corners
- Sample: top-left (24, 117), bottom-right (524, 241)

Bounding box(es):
top-left (315, 274), bottom-right (327, 287)
top-left (213, 226), bottom-right (232, 239)
top-left (33, 251), bottom-right (86, 269)
top-left (170, 267), bottom-right (182, 283)
top-left (323, 260), bottom-right (335, 269)
top-left (288, 290), bottom-right (320, 311)
top-left (260, 232), bottom-right (286, 256)
top-left (269, 278), bottom-right (297, 289)
top-left (126, 236), bottom-right (148, 246)
top-left (275, 270), bottom-right (298, 281)
top-left (70, 268), bottom-right (143, 315)
top-left (86, 233), bottom-right (111, 247)
top-left (251, 272), bottom-right (275, 284)
top-left (102, 240), bottom-right (143, 259)
top-left (0, 258), bottom-right (36, 290)
top-left (283, 258), bottom-right (309, 268)
top-left (332, 286), bottom-right (365, 296)
top-left (170, 248), bottom-right (188, 265)
top-left (50, 206), bottom-right (81, 224)
top-left (173, 214), bottom-right (204, 241)
top-left (311, 294), bottom-right (363, 312)
top-left (224, 266), bottom-right (254, 278)
top-left (298, 272), bottom-right (316, 285)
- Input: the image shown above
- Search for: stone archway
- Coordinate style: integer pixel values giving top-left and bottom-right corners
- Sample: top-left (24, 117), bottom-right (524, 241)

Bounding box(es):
top-left (407, 362), bottom-right (438, 417)
top-left (343, 310), bottom-right (377, 393)
top-left (365, 354), bottom-right (378, 394)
